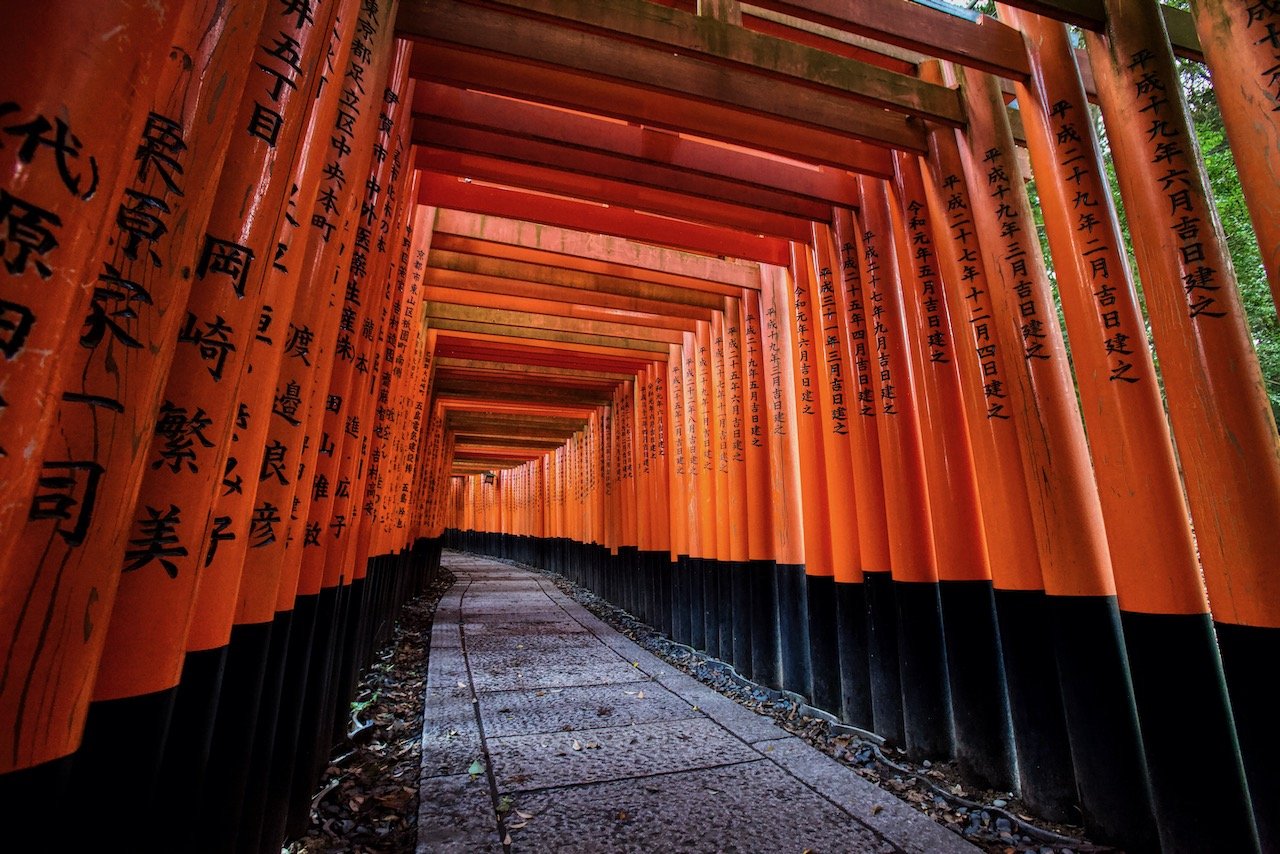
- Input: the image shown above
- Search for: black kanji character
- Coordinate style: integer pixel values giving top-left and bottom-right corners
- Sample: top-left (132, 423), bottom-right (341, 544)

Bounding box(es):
top-left (249, 501), bottom-right (282, 547)
top-left (3, 113), bottom-right (99, 199)
top-left (205, 515), bottom-right (235, 566)
top-left (135, 112), bottom-right (185, 195)
top-left (0, 190), bottom-right (61, 278)
top-left (29, 460), bottom-right (104, 546)
top-left (0, 298), bottom-right (35, 358)
top-left (152, 401), bottom-right (216, 473)
top-left (197, 233), bottom-right (254, 297)
top-left (123, 504), bottom-right (188, 577)
top-left (260, 439), bottom-right (290, 485)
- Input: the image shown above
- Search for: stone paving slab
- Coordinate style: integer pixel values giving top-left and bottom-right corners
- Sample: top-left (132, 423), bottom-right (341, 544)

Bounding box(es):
top-left (480, 681), bottom-right (696, 738)
top-left (488, 717), bottom-right (760, 791)
top-left (419, 551), bottom-right (980, 854)
top-left (501, 761), bottom-right (895, 854)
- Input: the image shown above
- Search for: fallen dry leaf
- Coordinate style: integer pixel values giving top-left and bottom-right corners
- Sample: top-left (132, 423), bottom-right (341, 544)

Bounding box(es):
top-left (572, 739), bottom-right (583, 751)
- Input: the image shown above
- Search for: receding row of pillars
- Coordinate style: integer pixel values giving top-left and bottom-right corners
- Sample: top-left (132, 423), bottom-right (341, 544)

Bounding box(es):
top-left (446, 5), bottom-right (1280, 851)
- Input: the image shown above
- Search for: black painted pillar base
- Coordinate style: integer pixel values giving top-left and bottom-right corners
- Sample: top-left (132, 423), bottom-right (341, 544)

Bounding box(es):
top-left (688, 558), bottom-right (705, 651)
top-left (730, 560), bottom-right (752, 677)
top-left (1215, 621), bottom-right (1279, 853)
top-left (717, 560), bottom-right (734, 664)
top-left (1047, 595), bottom-right (1158, 852)
top-left (191, 619), bottom-right (273, 853)
top-left (992, 588), bottom-right (1077, 823)
top-left (806, 574), bottom-right (841, 714)
top-left (672, 556), bottom-right (691, 646)
top-left (0, 753), bottom-right (73, 831)
top-left (834, 580), bottom-right (872, 729)
top-left (260, 594), bottom-right (319, 852)
top-left (1122, 611), bottom-right (1259, 853)
top-left (775, 563), bottom-right (812, 699)
top-left (153, 644), bottom-right (229, 843)
top-left (864, 571), bottom-right (903, 746)
top-left (285, 584), bottom-right (340, 838)
top-left (68, 686), bottom-right (177, 845)
top-left (895, 580), bottom-right (953, 761)
top-left (703, 557), bottom-right (720, 657)
top-left (238, 610), bottom-right (293, 854)
top-left (938, 580), bottom-right (1015, 791)
top-left (750, 559), bottom-right (781, 689)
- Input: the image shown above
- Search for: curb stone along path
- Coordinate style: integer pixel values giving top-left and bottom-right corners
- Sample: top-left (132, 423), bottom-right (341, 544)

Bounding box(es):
top-left (417, 552), bottom-right (979, 853)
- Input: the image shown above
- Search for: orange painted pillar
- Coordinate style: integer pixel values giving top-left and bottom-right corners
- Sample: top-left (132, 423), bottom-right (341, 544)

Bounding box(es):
top-left (809, 225), bottom-right (872, 729)
top-left (761, 262), bottom-right (810, 696)
top-left (72, 2), bottom-right (342, 843)
top-left (0, 0), bottom-right (264, 815)
top-left (890, 149), bottom-right (1015, 790)
top-left (742, 287), bottom-right (780, 687)
top-left (856, 176), bottom-right (952, 760)
top-left (0, 1), bottom-right (181, 578)
top-left (633, 369), bottom-right (656, 626)
top-left (916, 73), bottom-right (1076, 817)
top-left (830, 208), bottom-right (901, 745)
top-left (722, 298), bottom-right (752, 672)
top-left (681, 331), bottom-right (706, 646)
top-left (694, 319), bottom-right (721, 654)
top-left (666, 343), bottom-right (690, 644)
top-left (1087, 3), bottom-right (1280, 845)
top-left (1189, 0), bottom-right (1280, 309)
top-left (710, 310), bottom-right (733, 658)
top-left (1004, 7), bottom-right (1259, 848)
top-left (954, 61), bottom-right (1157, 849)
top-left (784, 241), bottom-right (838, 709)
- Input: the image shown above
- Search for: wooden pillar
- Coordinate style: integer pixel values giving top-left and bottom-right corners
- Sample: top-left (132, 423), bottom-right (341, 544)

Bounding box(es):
top-left (856, 176), bottom-right (952, 761)
top-left (0, 1), bottom-right (181, 579)
top-left (72, 1), bottom-right (343, 843)
top-left (742, 287), bottom-right (781, 688)
top-left (667, 341), bottom-right (692, 646)
top-left (722, 298), bottom-right (752, 673)
top-left (890, 149), bottom-right (1015, 790)
top-left (917, 79), bottom-right (1076, 818)
top-left (1004, 7), bottom-right (1259, 849)
top-left (808, 226), bottom-right (872, 728)
top-left (1188, 0), bottom-right (1280, 310)
top-left (682, 330), bottom-right (706, 647)
top-left (1087, 2), bottom-right (1280, 846)
top-left (784, 242), bottom-right (837, 709)
top-left (830, 207), bottom-right (902, 746)
top-left (761, 263), bottom-right (811, 697)
top-left (0, 1), bottom-right (262, 817)
top-left (709, 311), bottom-right (731, 658)
top-left (954, 61), bottom-right (1157, 849)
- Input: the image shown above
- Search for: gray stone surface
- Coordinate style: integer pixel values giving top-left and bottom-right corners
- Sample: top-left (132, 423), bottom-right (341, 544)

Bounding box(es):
top-left (480, 681), bottom-right (696, 738)
top-left (488, 718), bottom-right (759, 791)
top-left (417, 773), bottom-right (503, 853)
top-left (419, 551), bottom-right (980, 854)
top-left (501, 761), bottom-right (896, 854)
top-left (760, 737), bottom-right (977, 854)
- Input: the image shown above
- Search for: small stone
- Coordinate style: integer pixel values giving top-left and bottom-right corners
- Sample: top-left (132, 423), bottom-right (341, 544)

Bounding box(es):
top-left (992, 798), bottom-right (1008, 808)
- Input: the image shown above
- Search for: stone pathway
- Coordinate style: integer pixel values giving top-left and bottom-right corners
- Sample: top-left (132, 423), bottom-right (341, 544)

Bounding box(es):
top-left (417, 551), bottom-right (978, 853)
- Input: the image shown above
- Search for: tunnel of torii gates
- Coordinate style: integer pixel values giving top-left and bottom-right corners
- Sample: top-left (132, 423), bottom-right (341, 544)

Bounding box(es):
top-left (0, 0), bottom-right (1279, 850)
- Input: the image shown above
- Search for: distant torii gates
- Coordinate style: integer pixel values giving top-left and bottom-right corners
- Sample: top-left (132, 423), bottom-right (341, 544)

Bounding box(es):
top-left (0, 1), bottom-right (1276, 852)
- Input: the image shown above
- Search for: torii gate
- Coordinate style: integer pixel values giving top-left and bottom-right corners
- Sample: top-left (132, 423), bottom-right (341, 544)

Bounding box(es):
top-left (0, 1), bottom-right (1275, 851)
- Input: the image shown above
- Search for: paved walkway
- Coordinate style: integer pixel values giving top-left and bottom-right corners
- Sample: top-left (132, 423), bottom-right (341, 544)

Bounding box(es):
top-left (417, 551), bottom-right (977, 853)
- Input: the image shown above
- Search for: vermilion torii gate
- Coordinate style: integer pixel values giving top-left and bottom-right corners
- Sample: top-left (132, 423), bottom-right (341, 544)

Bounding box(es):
top-left (0, 0), bottom-right (1276, 851)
